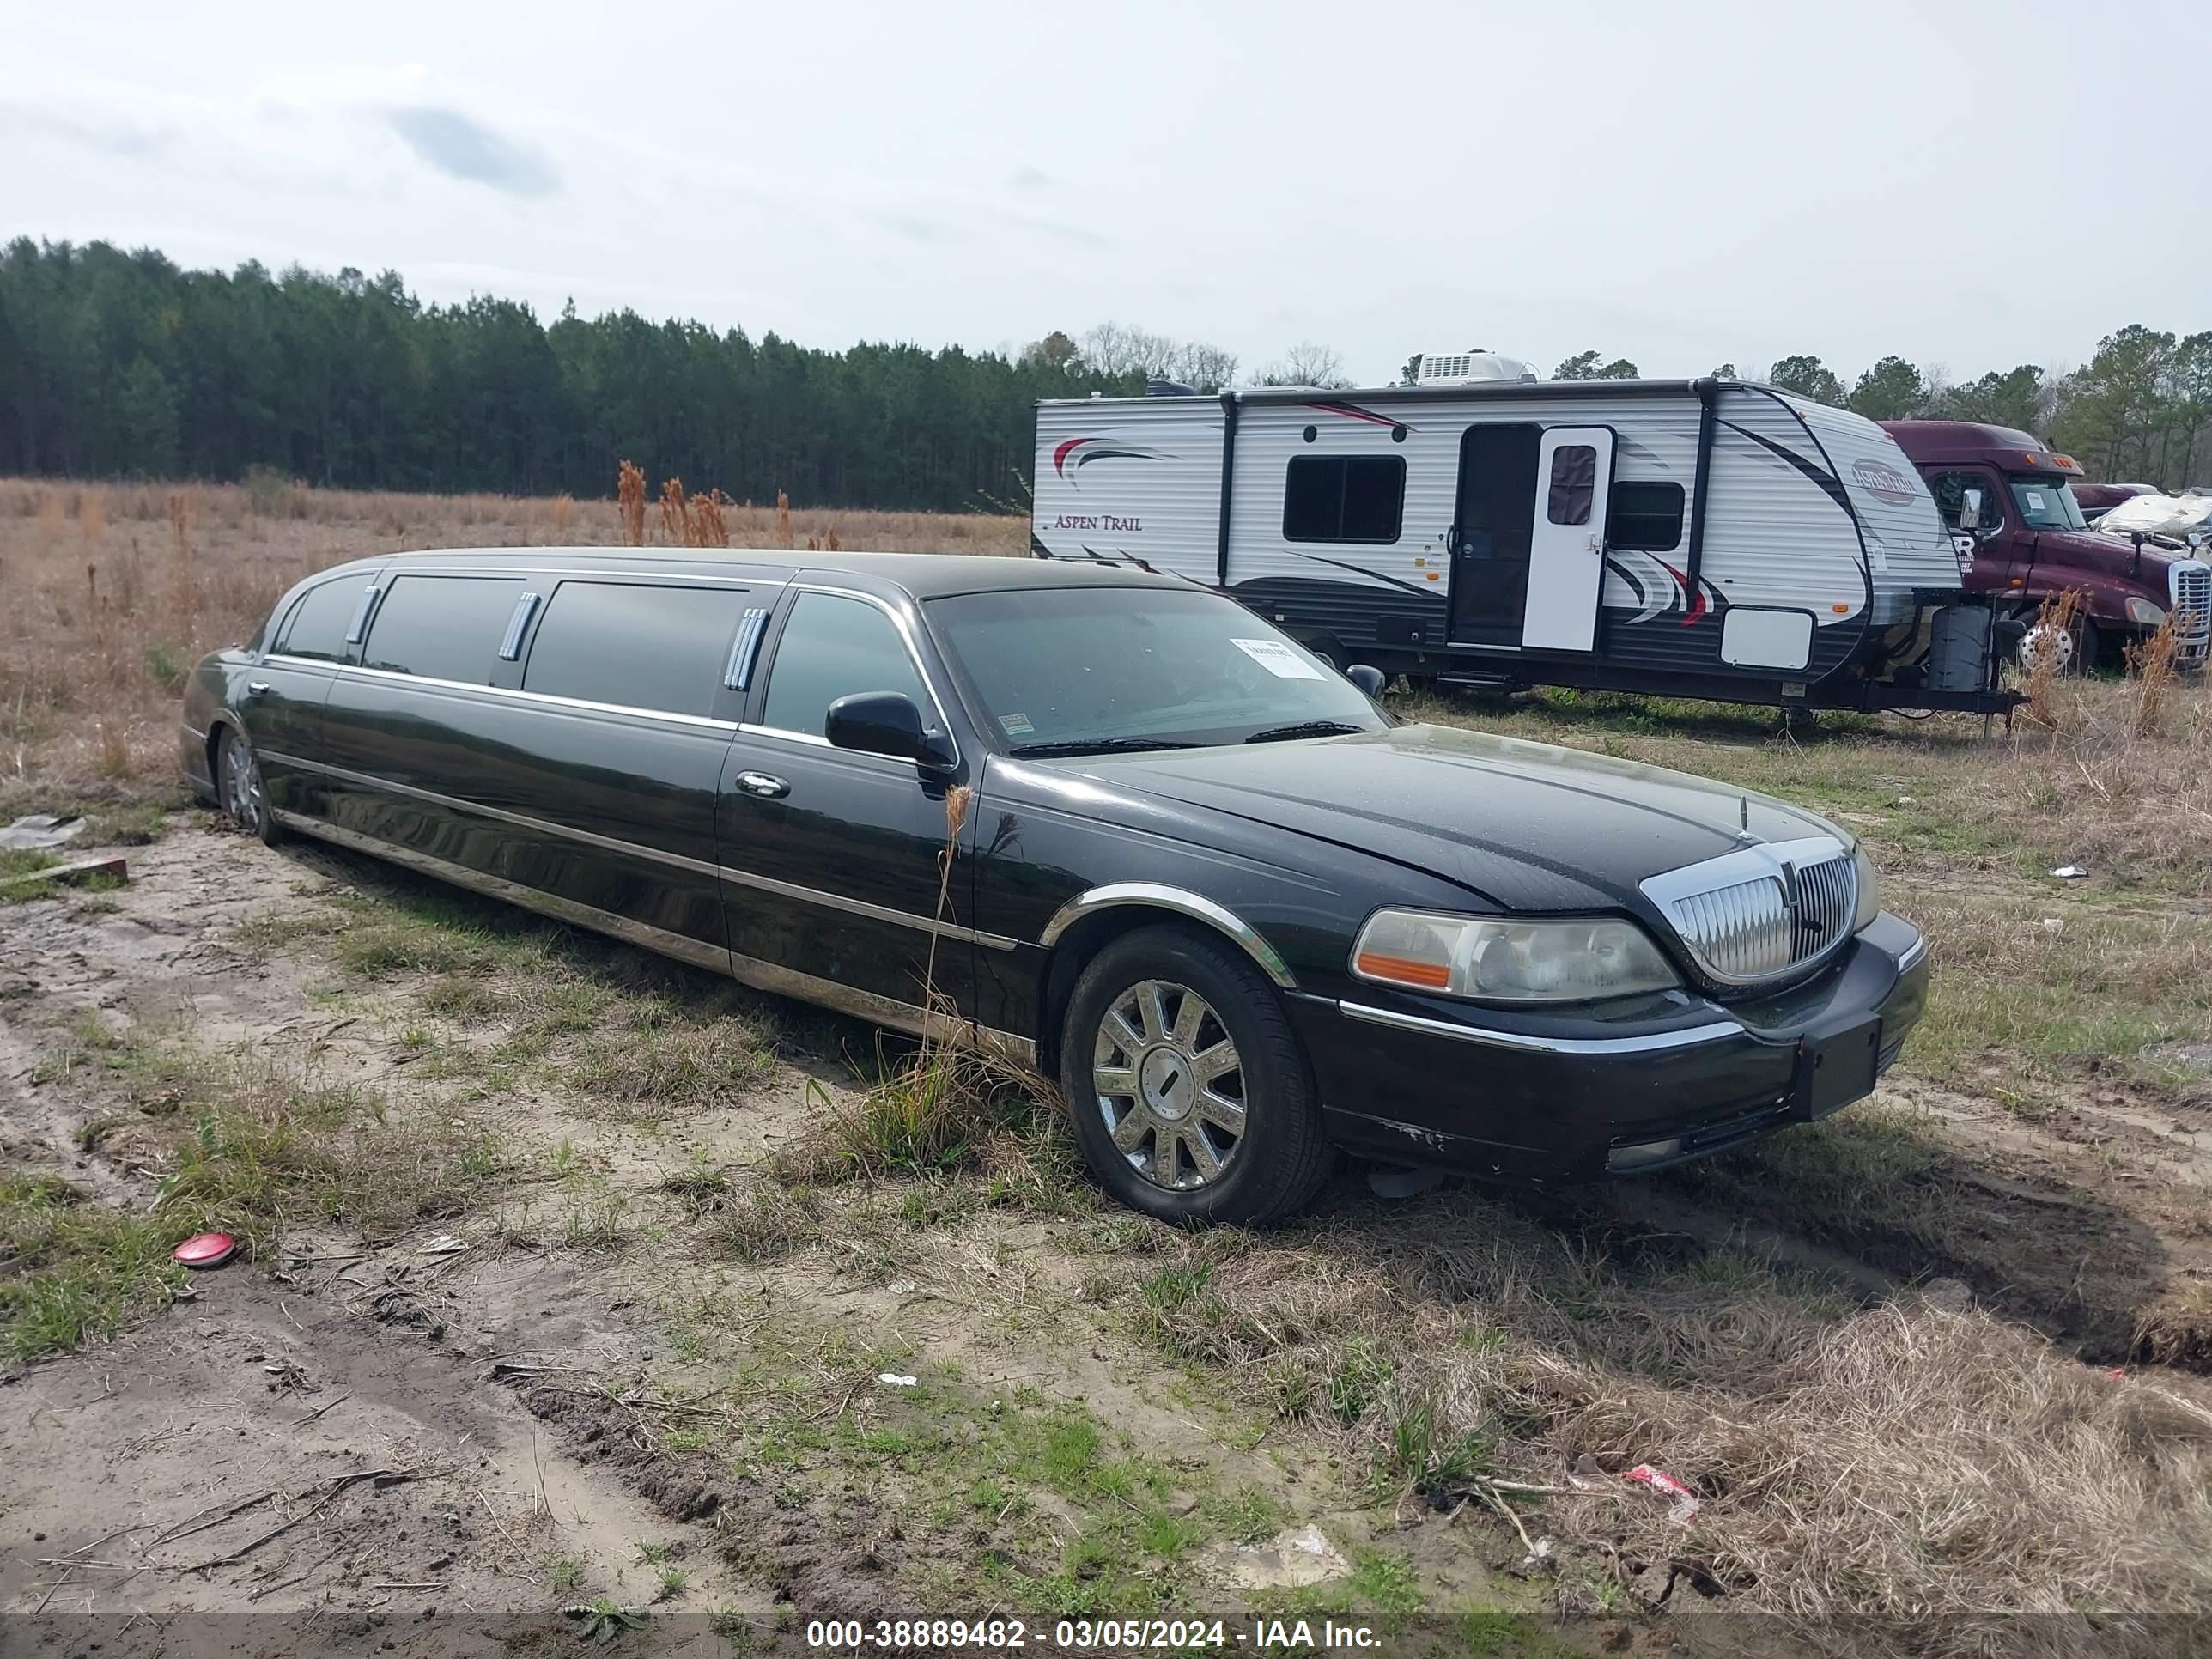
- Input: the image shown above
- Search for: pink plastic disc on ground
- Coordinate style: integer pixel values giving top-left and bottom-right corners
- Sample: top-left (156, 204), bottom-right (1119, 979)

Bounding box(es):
top-left (173, 1231), bottom-right (238, 1269)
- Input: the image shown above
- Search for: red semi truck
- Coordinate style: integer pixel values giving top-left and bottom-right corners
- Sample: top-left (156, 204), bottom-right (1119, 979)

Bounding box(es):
top-left (1881, 420), bottom-right (2209, 673)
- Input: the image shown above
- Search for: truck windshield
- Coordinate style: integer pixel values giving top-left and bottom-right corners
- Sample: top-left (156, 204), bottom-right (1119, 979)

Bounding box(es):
top-left (2007, 476), bottom-right (2087, 532)
top-left (926, 586), bottom-right (1388, 754)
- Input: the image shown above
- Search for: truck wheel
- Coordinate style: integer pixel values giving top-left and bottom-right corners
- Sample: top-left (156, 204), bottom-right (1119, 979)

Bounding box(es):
top-left (2017, 611), bottom-right (2100, 677)
top-left (1060, 925), bottom-right (1331, 1226)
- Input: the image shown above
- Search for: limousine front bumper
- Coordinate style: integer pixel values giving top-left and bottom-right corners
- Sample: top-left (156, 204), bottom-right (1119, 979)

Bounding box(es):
top-left (1295, 910), bottom-right (1929, 1181)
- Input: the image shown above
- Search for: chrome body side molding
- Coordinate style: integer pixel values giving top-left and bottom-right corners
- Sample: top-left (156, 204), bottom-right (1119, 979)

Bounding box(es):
top-left (1334, 998), bottom-right (1745, 1054)
top-left (270, 809), bottom-right (1036, 1067)
top-left (261, 751), bottom-right (1016, 951)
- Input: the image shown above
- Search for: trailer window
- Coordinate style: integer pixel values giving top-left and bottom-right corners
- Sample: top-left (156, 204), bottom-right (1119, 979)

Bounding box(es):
top-left (1283, 456), bottom-right (1405, 544)
top-left (1547, 446), bottom-right (1598, 526)
top-left (1604, 481), bottom-right (1685, 550)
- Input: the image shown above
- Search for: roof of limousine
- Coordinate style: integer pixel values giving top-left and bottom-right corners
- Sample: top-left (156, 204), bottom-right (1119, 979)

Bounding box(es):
top-left (344, 547), bottom-right (1188, 599)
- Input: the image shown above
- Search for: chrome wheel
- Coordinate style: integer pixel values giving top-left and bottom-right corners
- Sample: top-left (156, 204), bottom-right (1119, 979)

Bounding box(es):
top-left (1091, 979), bottom-right (1246, 1190)
top-left (2019, 620), bottom-right (2075, 676)
top-left (221, 734), bottom-right (264, 833)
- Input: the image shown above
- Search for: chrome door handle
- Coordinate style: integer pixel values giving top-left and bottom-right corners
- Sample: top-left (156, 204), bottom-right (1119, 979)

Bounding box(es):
top-left (246, 680), bottom-right (271, 696)
top-left (735, 772), bottom-right (789, 799)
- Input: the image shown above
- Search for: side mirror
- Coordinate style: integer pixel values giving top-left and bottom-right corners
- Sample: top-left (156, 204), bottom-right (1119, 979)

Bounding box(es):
top-left (1959, 489), bottom-right (1983, 532)
top-left (1346, 664), bottom-right (1387, 696)
top-left (825, 691), bottom-right (956, 769)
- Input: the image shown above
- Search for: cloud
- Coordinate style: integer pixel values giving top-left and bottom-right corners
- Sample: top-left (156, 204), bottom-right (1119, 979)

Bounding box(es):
top-left (1007, 165), bottom-right (1052, 191)
top-left (385, 106), bottom-right (558, 198)
top-left (0, 107), bottom-right (172, 158)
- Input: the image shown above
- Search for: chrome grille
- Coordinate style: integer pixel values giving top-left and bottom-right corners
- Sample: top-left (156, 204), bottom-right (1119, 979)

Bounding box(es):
top-left (1641, 836), bottom-right (1857, 988)
top-left (2172, 561), bottom-right (2210, 669)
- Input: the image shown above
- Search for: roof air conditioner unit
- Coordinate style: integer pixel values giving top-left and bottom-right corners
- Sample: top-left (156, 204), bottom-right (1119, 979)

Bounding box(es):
top-left (1413, 350), bottom-right (1536, 386)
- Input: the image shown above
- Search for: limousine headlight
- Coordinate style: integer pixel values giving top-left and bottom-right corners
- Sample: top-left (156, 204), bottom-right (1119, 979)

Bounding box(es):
top-left (1351, 909), bottom-right (1679, 1003)
top-left (1852, 844), bottom-right (1882, 932)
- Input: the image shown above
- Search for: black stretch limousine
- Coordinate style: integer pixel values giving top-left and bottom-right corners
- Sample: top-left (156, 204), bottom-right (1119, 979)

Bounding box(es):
top-left (183, 550), bottom-right (1929, 1223)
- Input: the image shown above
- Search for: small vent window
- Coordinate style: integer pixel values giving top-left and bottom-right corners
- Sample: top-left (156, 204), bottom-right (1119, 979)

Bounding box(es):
top-left (1283, 455), bottom-right (1406, 544)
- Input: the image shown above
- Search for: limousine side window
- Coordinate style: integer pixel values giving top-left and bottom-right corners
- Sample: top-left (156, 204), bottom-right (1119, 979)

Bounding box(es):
top-left (361, 575), bottom-right (521, 683)
top-left (759, 592), bottom-right (931, 740)
top-left (272, 579), bottom-right (364, 663)
top-left (522, 581), bottom-right (752, 718)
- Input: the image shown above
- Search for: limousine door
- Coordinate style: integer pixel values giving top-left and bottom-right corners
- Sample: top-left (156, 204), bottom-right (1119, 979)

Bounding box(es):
top-left (718, 585), bottom-right (980, 1022)
top-left (318, 570), bottom-right (762, 974)
top-left (250, 569), bottom-right (381, 815)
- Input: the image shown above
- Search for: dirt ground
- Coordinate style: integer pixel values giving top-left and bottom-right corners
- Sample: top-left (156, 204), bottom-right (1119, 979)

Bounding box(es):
top-left (6, 805), bottom-right (2212, 1653)
top-left (0, 827), bottom-right (1401, 1637)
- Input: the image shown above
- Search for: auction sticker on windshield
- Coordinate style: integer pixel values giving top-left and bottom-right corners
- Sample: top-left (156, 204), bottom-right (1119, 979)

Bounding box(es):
top-left (999, 712), bottom-right (1035, 737)
top-left (1231, 638), bottom-right (1325, 679)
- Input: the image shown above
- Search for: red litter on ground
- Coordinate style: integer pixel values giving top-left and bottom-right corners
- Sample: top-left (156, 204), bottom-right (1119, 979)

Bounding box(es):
top-left (1623, 1463), bottom-right (1701, 1525)
top-left (173, 1231), bottom-right (238, 1270)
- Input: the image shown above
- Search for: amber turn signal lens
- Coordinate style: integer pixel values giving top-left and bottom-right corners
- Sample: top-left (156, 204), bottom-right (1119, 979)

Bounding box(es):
top-left (1352, 951), bottom-right (1451, 989)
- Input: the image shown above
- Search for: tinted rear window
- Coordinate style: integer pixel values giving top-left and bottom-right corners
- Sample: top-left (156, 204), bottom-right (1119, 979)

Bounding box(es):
top-left (274, 577), bottom-right (366, 662)
top-left (361, 575), bottom-right (520, 683)
top-left (522, 581), bottom-right (752, 718)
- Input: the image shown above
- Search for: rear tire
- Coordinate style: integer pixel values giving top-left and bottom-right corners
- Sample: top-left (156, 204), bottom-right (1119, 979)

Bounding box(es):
top-left (216, 726), bottom-right (283, 846)
top-left (1060, 925), bottom-right (1331, 1225)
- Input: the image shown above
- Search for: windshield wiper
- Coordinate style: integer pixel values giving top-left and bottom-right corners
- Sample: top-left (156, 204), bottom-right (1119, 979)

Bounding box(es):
top-left (1242, 720), bottom-right (1366, 744)
top-left (1007, 738), bottom-right (1202, 758)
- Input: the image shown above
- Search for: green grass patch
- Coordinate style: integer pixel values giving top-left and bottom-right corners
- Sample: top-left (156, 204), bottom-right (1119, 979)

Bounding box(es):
top-left (9, 1023), bottom-right (502, 1362)
top-left (1, 847), bottom-right (63, 902)
top-left (0, 1175), bottom-right (187, 1363)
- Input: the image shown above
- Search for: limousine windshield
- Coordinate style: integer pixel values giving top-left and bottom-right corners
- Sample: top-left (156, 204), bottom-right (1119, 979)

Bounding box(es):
top-left (928, 586), bottom-right (1387, 755)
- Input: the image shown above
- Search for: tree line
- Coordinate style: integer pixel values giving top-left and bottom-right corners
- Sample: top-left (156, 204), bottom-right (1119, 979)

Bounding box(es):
top-left (1545, 335), bottom-right (2212, 490)
top-left (2, 237), bottom-right (2205, 506)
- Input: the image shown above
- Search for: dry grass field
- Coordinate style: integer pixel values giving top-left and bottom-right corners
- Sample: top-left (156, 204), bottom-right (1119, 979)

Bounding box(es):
top-left (4, 477), bottom-right (2212, 1656)
top-left (0, 477), bottom-right (1024, 817)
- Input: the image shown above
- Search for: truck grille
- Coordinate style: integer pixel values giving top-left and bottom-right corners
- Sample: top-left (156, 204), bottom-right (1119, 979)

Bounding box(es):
top-left (1641, 836), bottom-right (1857, 988)
top-left (2172, 561), bottom-right (2210, 670)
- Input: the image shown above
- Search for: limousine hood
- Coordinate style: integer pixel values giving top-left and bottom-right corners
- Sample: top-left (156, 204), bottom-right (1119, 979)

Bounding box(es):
top-left (1082, 722), bottom-right (1845, 914)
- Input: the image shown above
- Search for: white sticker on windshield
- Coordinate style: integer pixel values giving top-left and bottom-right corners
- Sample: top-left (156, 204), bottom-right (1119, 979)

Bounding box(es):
top-left (1231, 638), bottom-right (1326, 680)
top-left (999, 711), bottom-right (1035, 737)
top-left (2025, 489), bottom-right (2047, 511)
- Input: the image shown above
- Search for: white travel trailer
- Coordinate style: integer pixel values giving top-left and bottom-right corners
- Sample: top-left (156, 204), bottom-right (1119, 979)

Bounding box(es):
top-left (1031, 369), bottom-right (2013, 713)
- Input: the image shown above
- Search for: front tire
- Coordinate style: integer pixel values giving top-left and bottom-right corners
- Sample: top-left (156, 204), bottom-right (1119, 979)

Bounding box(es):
top-left (2016, 608), bottom-right (2100, 677)
top-left (1060, 925), bottom-right (1331, 1225)
top-left (216, 726), bottom-right (282, 846)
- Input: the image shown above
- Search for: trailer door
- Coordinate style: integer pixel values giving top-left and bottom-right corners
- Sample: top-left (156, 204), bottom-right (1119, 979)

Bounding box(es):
top-left (1521, 428), bottom-right (1614, 653)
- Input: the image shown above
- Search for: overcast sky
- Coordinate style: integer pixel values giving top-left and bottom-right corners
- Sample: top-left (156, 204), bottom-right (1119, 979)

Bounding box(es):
top-left (3, 0), bottom-right (2202, 386)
